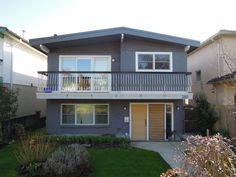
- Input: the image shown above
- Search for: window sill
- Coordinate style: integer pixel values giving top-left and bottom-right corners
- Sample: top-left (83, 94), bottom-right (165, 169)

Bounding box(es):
top-left (60, 124), bottom-right (110, 128)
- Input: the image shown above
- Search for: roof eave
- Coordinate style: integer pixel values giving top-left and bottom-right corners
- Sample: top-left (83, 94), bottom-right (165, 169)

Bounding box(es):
top-left (29, 27), bottom-right (200, 48)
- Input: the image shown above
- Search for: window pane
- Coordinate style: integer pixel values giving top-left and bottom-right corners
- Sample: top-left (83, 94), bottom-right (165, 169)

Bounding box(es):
top-left (77, 59), bottom-right (91, 71)
top-left (62, 115), bottom-right (75, 124)
top-left (166, 104), bottom-right (172, 113)
top-left (138, 54), bottom-right (153, 70)
top-left (196, 70), bottom-right (201, 81)
top-left (166, 113), bottom-right (172, 139)
top-left (62, 105), bottom-right (75, 124)
top-left (96, 115), bottom-right (108, 124)
top-left (95, 105), bottom-right (108, 124)
top-left (94, 58), bottom-right (109, 71)
top-left (62, 105), bottom-right (75, 115)
top-left (76, 105), bottom-right (93, 124)
top-left (155, 54), bottom-right (170, 70)
top-left (61, 58), bottom-right (76, 71)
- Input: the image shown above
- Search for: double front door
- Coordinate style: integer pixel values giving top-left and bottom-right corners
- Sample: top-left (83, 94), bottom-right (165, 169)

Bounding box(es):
top-left (131, 103), bottom-right (172, 141)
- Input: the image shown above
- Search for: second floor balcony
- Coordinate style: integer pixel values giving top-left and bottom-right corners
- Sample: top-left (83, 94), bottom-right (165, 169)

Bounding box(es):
top-left (37, 71), bottom-right (192, 100)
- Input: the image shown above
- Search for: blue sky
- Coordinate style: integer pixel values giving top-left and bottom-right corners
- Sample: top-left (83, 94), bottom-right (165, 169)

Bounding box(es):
top-left (1, 0), bottom-right (236, 41)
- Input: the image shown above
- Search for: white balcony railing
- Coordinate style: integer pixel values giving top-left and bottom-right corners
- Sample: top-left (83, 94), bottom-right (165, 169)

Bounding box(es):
top-left (37, 71), bottom-right (192, 93)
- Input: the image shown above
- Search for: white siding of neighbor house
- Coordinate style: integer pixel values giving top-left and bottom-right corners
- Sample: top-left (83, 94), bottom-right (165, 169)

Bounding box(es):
top-left (2, 36), bottom-right (47, 86)
top-left (1, 33), bottom-right (47, 118)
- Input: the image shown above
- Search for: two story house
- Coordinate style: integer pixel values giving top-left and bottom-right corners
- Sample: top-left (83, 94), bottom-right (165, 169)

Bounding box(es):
top-left (30, 27), bottom-right (199, 141)
top-left (188, 30), bottom-right (236, 137)
top-left (0, 27), bottom-right (47, 118)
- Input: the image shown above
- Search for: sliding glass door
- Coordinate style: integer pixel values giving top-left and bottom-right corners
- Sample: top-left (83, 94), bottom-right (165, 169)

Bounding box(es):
top-left (60, 56), bottom-right (111, 92)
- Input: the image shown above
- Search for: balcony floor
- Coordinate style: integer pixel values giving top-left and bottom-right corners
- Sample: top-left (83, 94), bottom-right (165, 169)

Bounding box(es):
top-left (36, 91), bottom-right (193, 100)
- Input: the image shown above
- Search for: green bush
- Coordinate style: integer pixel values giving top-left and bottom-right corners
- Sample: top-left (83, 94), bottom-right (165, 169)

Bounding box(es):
top-left (37, 135), bottom-right (130, 148)
top-left (194, 92), bottom-right (218, 135)
top-left (43, 144), bottom-right (90, 177)
top-left (217, 128), bottom-right (230, 138)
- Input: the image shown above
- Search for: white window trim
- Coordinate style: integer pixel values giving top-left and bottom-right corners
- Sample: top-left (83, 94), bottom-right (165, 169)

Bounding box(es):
top-left (135, 52), bottom-right (173, 72)
top-left (58, 55), bottom-right (112, 92)
top-left (59, 55), bottom-right (111, 72)
top-left (60, 103), bottom-right (110, 126)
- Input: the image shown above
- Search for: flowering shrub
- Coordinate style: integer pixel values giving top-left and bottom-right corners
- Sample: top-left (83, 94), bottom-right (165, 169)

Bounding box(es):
top-left (161, 134), bottom-right (236, 177)
top-left (43, 144), bottom-right (90, 177)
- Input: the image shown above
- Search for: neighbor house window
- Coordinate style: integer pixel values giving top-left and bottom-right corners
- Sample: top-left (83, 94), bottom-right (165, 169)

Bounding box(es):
top-left (61, 104), bottom-right (109, 125)
top-left (196, 70), bottom-right (201, 81)
top-left (136, 52), bottom-right (172, 72)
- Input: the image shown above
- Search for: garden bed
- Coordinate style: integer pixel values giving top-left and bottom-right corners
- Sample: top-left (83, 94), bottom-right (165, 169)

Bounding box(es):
top-left (0, 143), bottom-right (170, 177)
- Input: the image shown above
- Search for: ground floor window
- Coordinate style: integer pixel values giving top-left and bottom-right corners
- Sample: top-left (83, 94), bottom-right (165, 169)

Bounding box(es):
top-left (165, 104), bottom-right (173, 140)
top-left (61, 104), bottom-right (109, 125)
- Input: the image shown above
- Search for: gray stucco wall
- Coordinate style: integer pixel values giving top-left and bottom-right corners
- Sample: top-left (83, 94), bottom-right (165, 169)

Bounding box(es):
top-left (121, 37), bottom-right (186, 72)
top-left (46, 99), bottom-right (184, 137)
top-left (48, 42), bottom-right (120, 71)
top-left (45, 36), bottom-right (187, 138)
top-left (46, 99), bottom-right (129, 136)
top-left (47, 37), bottom-right (187, 73)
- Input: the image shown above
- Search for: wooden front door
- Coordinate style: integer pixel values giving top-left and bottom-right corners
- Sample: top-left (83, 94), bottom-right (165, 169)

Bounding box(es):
top-left (149, 104), bottom-right (164, 141)
top-left (131, 104), bottom-right (147, 141)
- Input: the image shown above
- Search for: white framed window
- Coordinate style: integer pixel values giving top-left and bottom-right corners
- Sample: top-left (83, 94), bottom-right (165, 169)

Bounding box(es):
top-left (196, 70), bottom-right (201, 81)
top-left (59, 55), bottom-right (111, 92)
top-left (61, 104), bottom-right (109, 125)
top-left (135, 52), bottom-right (173, 72)
top-left (59, 55), bottom-right (111, 72)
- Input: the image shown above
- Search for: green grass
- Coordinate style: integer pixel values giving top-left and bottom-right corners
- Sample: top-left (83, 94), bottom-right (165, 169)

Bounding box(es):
top-left (0, 144), bottom-right (170, 177)
top-left (0, 144), bottom-right (19, 177)
top-left (89, 148), bottom-right (170, 177)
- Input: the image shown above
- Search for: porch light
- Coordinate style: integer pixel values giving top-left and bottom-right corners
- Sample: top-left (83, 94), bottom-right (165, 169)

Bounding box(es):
top-left (176, 106), bottom-right (180, 110)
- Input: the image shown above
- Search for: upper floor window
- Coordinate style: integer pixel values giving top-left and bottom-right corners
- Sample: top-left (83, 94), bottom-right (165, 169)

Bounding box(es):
top-left (60, 55), bottom-right (111, 71)
top-left (136, 52), bottom-right (172, 72)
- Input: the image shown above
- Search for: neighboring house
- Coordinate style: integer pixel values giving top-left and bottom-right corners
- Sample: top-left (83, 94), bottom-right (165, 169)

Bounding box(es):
top-left (0, 27), bottom-right (47, 118)
top-left (30, 27), bottom-right (199, 141)
top-left (188, 30), bottom-right (236, 137)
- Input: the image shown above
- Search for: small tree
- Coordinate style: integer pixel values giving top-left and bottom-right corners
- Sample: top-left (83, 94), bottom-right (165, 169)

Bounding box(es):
top-left (0, 86), bottom-right (18, 142)
top-left (194, 92), bottom-right (217, 135)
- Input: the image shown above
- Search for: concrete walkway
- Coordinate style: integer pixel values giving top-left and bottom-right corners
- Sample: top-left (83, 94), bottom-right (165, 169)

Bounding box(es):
top-left (132, 142), bottom-right (186, 168)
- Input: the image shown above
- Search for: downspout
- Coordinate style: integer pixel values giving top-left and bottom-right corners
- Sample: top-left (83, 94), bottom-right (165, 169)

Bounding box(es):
top-left (120, 33), bottom-right (124, 72)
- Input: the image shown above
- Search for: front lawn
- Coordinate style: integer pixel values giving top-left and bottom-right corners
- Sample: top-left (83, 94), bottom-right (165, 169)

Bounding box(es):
top-left (89, 148), bottom-right (170, 177)
top-left (0, 144), bottom-right (170, 177)
top-left (0, 144), bottom-right (18, 177)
